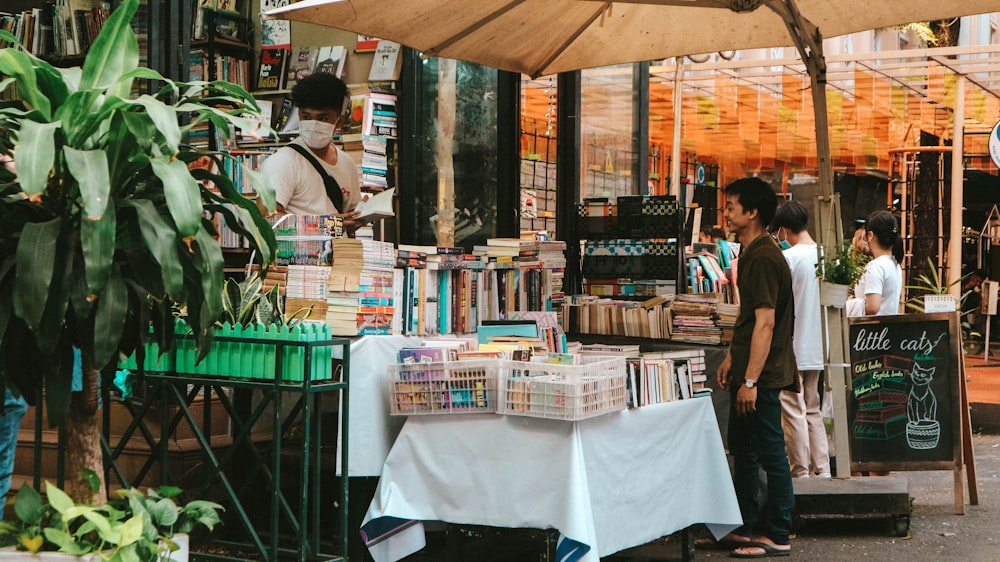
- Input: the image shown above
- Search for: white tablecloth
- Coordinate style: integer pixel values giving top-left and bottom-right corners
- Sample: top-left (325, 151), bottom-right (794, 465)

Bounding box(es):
top-left (337, 336), bottom-right (421, 476)
top-left (360, 398), bottom-right (742, 562)
top-left (339, 335), bottom-right (475, 476)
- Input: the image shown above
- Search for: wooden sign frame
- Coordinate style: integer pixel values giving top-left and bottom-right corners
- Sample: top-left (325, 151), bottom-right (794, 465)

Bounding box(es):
top-left (846, 312), bottom-right (977, 513)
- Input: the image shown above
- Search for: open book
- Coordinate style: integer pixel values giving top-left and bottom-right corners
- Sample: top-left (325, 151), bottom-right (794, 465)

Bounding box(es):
top-left (354, 187), bottom-right (395, 222)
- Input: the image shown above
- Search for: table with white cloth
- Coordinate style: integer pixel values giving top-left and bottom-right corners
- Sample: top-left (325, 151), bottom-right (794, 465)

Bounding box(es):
top-left (360, 398), bottom-right (742, 562)
top-left (337, 335), bottom-right (473, 476)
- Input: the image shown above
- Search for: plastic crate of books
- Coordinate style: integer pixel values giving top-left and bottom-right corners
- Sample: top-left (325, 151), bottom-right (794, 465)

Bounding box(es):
top-left (389, 359), bottom-right (499, 415)
top-left (499, 356), bottom-right (628, 421)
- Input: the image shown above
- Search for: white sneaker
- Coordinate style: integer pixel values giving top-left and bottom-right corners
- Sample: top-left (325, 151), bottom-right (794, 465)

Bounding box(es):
top-left (817, 472), bottom-right (832, 478)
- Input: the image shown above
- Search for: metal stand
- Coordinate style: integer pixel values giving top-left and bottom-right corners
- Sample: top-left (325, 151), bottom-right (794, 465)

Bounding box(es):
top-left (103, 335), bottom-right (351, 562)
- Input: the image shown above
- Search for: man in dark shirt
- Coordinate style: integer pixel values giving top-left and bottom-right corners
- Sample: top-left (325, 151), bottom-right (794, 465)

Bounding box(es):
top-left (715, 177), bottom-right (796, 558)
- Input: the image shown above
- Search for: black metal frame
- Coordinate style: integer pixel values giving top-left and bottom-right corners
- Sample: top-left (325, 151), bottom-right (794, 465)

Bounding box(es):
top-left (99, 335), bottom-right (352, 562)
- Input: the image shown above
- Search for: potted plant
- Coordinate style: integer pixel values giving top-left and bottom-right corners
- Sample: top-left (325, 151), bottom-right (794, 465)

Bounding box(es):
top-left (816, 240), bottom-right (866, 308)
top-left (0, 470), bottom-right (223, 561)
top-left (0, 0), bottom-right (276, 501)
top-left (904, 257), bottom-right (972, 313)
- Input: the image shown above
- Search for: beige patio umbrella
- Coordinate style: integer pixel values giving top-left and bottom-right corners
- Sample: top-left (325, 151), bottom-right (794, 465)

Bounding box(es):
top-left (265, 0), bottom-right (997, 209)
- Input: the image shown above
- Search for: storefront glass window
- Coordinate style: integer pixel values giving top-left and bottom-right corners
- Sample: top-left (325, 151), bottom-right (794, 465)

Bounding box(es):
top-left (580, 65), bottom-right (637, 200)
top-left (520, 75), bottom-right (558, 233)
top-left (411, 58), bottom-right (498, 248)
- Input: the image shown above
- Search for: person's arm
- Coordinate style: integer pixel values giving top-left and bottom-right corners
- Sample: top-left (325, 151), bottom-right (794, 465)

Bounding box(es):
top-left (864, 294), bottom-right (882, 315)
top-left (735, 305), bottom-right (775, 416)
top-left (717, 349), bottom-right (732, 390)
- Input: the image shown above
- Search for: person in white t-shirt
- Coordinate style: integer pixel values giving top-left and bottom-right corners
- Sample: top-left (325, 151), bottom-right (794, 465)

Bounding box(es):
top-left (771, 201), bottom-right (831, 478)
top-left (858, 211), bottom-right (903, 316)
top-left (260, 73), bottom-right (364, 231)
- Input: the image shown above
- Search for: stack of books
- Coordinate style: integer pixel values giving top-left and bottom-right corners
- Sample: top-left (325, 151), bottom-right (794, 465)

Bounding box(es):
top-left (325, 238), bottom-right (395, 335)
top-left (671, 294), bottom-right (722, 345)
top-left (360, 135), bottom-right (389, 191)
top-left (716, 302), bottom-right (740, 344)
top-left (363, 91), bottom-right (397, 138)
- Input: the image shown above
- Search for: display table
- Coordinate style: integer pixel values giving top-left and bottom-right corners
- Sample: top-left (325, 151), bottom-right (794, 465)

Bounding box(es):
top-left (338, 336), bottom-right (414, 476)
top-left (360, 398), bottom-right (742, 562)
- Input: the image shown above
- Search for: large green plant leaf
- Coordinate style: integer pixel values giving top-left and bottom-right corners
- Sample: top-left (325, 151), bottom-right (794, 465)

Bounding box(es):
top-left (0, 49), bottom-right (50, 119)
top-left (242, 166), bottom-right (275, 214)
top-left (56, 91), bottom-right (103, 145)
top-left (92, 267), bottom-right (127, 369)
top-left (34, 231), bottom-right (75, 354)
top-left (124, 200), bottom-right (183, 297)
top-left (128, 95), bottom-right (181, 153)
top-left (57, 66), bottom-right (83, 93)
top-left (65, 147), bottom-right (110, 218)
top-left (14, 120), bottom-right (59, 196)
top-left (13, 218), bottom-right (60, 332)
top-left (193, 228), bottom-right (224, 320)
top-left (0, 30), bottom-right (22, 48)
top-left (150, 156), bottom-right (202, 237)
top-left (79, 0), bottom-right (139, 93)
top-left (194, 167), bottom-right (276, 266)
top-left (81, 208), bottom-right (116, 294)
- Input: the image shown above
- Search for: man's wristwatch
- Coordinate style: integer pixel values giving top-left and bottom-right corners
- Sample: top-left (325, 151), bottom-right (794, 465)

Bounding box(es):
top-left (744, 379), bottom-right (757, 389)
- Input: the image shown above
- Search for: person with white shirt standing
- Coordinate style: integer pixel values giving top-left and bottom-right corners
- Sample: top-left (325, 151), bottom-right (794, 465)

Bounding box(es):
top-left (771, 201), bottom-right (831, 479)
top-left (260, 72), bottom-right (364, 232)
top-left (858, 210), bottom-right (904, 317)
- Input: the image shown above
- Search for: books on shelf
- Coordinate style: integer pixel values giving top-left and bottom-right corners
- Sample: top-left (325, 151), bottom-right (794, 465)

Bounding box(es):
top-left (256, 46), bottom-right (288, 91)
top-left (314, 45), bottom-right (347, 78)
top-left (0, 1), bottom-right (111, 60)
top-left (286, 45), bottom-right (319, 89)
top-left (362, 91), bottom-right (397, 138)
top-left (368, 40), bottom-right (402, 82)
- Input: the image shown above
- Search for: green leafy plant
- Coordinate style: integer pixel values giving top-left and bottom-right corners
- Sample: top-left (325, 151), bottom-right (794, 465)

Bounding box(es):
top-left (0, 470), bottom-right (222, 561)
top-left (219, 272), bottom-right (311, 327)
top-left (904, 257), bottom-right (973, 313)
top-left (816, 240), bottom-right (866, 286)
top-left (0, 0), bottom-right (277, 498)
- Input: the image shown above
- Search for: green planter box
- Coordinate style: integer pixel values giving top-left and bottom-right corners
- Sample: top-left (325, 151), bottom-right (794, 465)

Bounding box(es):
top-left (121, 320), bottom-right (334, 381)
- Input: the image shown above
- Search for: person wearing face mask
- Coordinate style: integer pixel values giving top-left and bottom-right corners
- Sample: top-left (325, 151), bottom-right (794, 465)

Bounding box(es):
top-left (260, 72), bottom-right (362, 228)
top-left (770, 201), bottom-right (830, 480)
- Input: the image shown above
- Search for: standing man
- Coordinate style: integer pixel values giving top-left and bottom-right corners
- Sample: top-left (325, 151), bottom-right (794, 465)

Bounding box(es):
top-left (0, 153), bottom-right (30, 513)
top-left (260, 72), bottom-right (363, 230)
top-left (772, 201), bottom-right (831, 479)
top-left (715, 177), bottom-right (795, 558)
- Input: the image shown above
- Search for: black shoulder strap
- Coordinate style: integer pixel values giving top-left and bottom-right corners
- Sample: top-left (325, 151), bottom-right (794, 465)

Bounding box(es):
top-left (287, 143), bottom-right (344, 212)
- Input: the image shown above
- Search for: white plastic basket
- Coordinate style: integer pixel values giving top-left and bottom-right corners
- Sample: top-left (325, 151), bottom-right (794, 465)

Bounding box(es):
top-left (388, 359), bottom-right (499, 415)
top-left (499, 356), bottom-right (628, 421)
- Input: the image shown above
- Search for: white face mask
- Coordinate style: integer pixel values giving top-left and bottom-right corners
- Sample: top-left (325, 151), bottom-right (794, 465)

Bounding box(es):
top-left (299, 120), bottom-right (335, 150)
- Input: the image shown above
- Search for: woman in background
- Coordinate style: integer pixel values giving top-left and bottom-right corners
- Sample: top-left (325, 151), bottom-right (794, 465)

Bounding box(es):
top-left (859, 211), bottom-right (903, 316)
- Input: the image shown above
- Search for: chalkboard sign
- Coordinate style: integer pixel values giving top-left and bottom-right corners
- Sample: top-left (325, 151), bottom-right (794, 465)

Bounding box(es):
top-left (846, 312), bottom-right (963, 471)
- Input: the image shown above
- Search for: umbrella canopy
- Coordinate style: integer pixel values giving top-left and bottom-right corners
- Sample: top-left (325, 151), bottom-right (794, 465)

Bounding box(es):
top-left (265, 0), bottom-right (1000, 78)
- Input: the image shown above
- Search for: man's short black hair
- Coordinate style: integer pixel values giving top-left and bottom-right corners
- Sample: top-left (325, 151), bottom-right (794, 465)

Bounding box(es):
top-left (771, 200), bottom-right (809, 233)
top-left (725, 177), bottom-right (777, 228)
top-left (291, 72), bottom-right (349, 113)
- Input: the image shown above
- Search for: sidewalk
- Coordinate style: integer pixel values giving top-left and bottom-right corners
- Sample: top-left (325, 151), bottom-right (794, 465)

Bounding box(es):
top-left (965, 355), bottom-right (1000, 433)
top-left (612, 433), bottom-right (1000, 562)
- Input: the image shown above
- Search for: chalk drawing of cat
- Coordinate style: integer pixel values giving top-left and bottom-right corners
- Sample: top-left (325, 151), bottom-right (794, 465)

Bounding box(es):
top-left (907, 363), bottom-right (937, 423)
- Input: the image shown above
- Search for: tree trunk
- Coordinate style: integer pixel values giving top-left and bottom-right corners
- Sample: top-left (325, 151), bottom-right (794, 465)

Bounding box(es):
top-left (63, 360), bottom-right (105, 504)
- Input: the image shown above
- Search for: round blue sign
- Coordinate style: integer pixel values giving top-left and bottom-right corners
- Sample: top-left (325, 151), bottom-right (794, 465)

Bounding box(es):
top-left (990, 120), bottom-right (1000, 169)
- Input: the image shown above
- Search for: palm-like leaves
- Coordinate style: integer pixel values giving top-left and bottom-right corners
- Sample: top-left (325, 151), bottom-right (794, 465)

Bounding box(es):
top-left (0, 0), bottom-right (276, 425)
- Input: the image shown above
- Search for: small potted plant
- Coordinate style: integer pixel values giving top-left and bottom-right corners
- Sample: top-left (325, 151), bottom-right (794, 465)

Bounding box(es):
top-left (816, 240), bottom-right (865, 308)
top-left (0, 470), bottom-right (222, 562)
